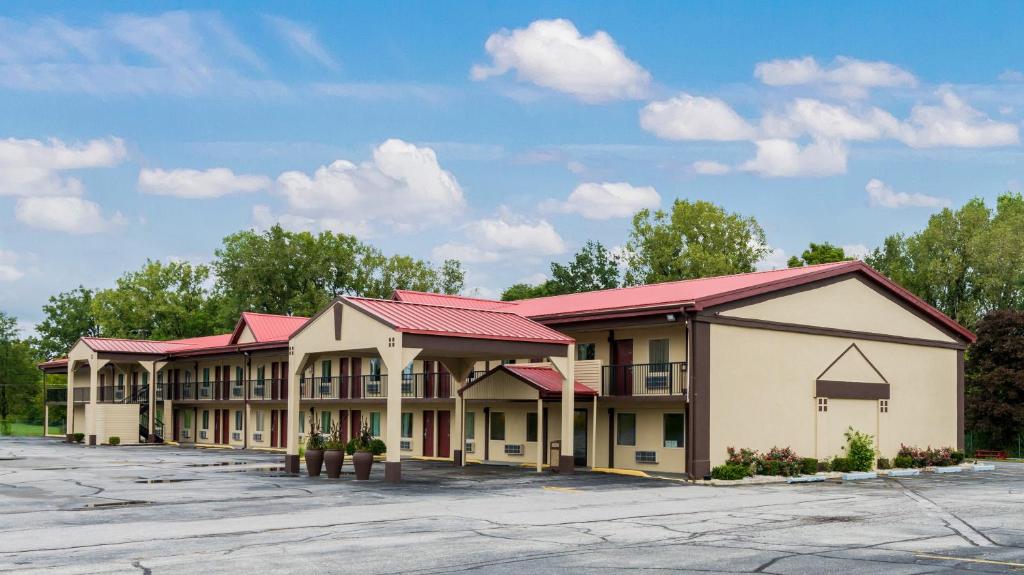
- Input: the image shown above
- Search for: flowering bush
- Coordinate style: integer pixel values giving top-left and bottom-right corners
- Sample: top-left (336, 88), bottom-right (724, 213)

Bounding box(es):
top-left (725, 446), bottom-right (804, 477)
top-left (896, 445), bottom-right (965, 467)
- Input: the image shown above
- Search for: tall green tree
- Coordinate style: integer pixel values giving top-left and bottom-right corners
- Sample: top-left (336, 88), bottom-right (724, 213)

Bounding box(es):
top-left (35, 286), bottom-right (100, 359)
top-left (92, 260), bottom-right (219, 340)
top-left (0, 312), bottom-right (42, 425)
top-left (965, 309), bottom-right (1024, 447)
top-left (501, 240), bottom-right (620, 301)
top-left (787, 242), bottom-right (851, 268)
top-left (623, 199), bottom-right (770, 285)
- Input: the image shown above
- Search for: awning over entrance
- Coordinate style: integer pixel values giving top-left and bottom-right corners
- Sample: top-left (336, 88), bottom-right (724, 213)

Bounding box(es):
top-left (460, 364), bottom-right (597, 401)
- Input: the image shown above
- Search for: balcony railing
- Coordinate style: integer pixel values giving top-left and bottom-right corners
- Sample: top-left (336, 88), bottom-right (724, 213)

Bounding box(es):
top-left (248, 379), bottom-right (289, 401)
top-left (301, 375), bottom-right (388, 400)
top-left (46, 388), bottom-right (67, 403)
top-left (399, 372), bottom-right (452, 399)
top-left (601, 362), bottom-right (687, 397)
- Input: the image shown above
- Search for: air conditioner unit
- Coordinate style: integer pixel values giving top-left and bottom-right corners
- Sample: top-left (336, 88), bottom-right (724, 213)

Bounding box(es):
top-left (232, 432), bottom-right (241, 441)
top-left (465, 439), bottom-right (475, 453)
top-left (253, 433), bottom-right (263, 442)
top-left (199, 430), bottom-right (208, 440)
top-left (504, 444), bottom-right (524, 456)
top-left (232, 386), bottom-right (243, 398)
top-left (400, 440), bottom-right (411, 451)
top-left (181, 429), bottom-right (191, 439)
top-left (635, 451), bottom-right (658, 464)
top-left (200, 387), bottom-right (211, 399)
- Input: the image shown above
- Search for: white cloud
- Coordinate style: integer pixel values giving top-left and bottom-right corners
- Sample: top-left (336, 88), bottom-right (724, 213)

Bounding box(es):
top-left (754, 56), bottom-right (916, 98)
top-left (760, 98), bottom-right (899, 141)
top-left (691, 160), bottom-right (731, 175)
top-left (865, 178), bottom-right (950, 209)
top-left (640, 93), bottom-right (755, 141)
top-left (566, 161), bottom-right (586, 174)
top-left (433, 213), bottom-right (567, 264)
top-left (999, 70), bottom-right (1024, 83)
top-left (757, 247), bottom-right (789, 270)
top-left (740, 138), bottom-right (848, 177)
top-left (0, 250), bottom-right (24, 282)
top-left (267, 139), bottom-right (465, 236)
top-left (0, 137), bottom-right (126, 196)
top-left (541, 182), bottom-right (660, 220)
top-left (15, 196), bottom-right (125, 233)
top-left (895, 89), bottom-right (1019, 148)
top-left (0, 12), bottom-right (284, 97)
top-left (263, 16), bottom-right (338, 71)
top-left (138, 167), bottom-right (271, 199)
top-left (471, 18), bottom-right (650, 103)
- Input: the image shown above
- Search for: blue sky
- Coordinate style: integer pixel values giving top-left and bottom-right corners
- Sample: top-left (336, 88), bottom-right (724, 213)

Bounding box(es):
top-left (1, 1), bottom-right (1023, 333)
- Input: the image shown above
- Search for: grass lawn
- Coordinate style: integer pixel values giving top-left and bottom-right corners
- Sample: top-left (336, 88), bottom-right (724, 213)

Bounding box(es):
top-left (2, 423), bottom-right (64, 437)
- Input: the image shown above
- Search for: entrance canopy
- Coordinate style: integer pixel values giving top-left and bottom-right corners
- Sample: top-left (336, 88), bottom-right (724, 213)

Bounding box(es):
top-left (461, 364), bottom-right (597, 401)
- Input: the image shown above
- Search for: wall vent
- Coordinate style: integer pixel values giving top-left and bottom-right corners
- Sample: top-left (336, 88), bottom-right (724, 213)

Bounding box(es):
top-left (253, 433), bottom-right (263, 442)
top-left (504, 444), bottom-right (524, 456)
top-left (464, 440), bottom-right (475, 453)
top-left (635, 451), bottom-right (658, 464)
top-left (400, 440), bottom-right (412, 451)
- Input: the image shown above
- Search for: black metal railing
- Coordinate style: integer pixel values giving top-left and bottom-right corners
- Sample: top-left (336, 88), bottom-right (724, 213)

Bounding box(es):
top-left (399, 372), bottom-right (452, 398)
top-left (46, 388), bottom-right (67, 403)
top-left (300, 375), bottom-right (388, 400)
top-left (247, 379), bottom-right (289, 401)
top-left (601, 362), bottom-right (687, 397)
top-left (467, 370), bottom-right (487, 383)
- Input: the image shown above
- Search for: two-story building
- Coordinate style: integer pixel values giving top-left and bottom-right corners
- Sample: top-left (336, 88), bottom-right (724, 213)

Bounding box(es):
top-left (41, 261), bottom-right (974, 480)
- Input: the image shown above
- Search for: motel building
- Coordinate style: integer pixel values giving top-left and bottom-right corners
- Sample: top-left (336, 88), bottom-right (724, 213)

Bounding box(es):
top-left (39, 261), bottom-right (974, 481)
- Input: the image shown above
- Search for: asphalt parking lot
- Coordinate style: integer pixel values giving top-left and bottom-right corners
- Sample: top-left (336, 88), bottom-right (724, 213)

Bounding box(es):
top-left (2, 437), bottom-right (1024, 574)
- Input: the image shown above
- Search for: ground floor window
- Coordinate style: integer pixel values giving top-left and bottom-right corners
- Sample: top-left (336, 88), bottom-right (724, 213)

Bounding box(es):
top-left (401, 413), bottom-right (413, 438)
top-left (183, 410), bottom-right (192, 429)
top-left (663, 413), bottom-right (684, 448)
top-left (299, 411), bottom-right (305, 433)
top-left (465, 412), bottom-right (475, 439)
top-left (255, 410), bottom-right (264, 432)
top-left (490, 412), bottom-right (505, 440)
top-left (617, 412), bottom-right (636, 446)
top-left (370, 412), bottom-right (381, 436)
top-left (235, 411), bottom-right (243, 431)
top-left (202, 410), bottom-right (210, 430)
top-left (526, 412), bottom-right (538, 442)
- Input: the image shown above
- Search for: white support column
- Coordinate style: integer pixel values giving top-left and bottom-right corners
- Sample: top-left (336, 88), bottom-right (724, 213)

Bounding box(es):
top-left (381, 341), bottom-right (420, 483)
top-left (44, 404), bottom-right (49, 437)
top-left (551, 347), bottom-right (575, 473)
top-left (536, 398), bottom-right (544, 472)
top-left (285, 351), bottom-right (304, 473)
top-left (87, 359), bottom-right (107, 446)
top-left (146, 362), bottom-right (157, 442)
top-left (590, 395), bottom-right (597, 468)
top-left (65, 362), bottom-right (74, 442)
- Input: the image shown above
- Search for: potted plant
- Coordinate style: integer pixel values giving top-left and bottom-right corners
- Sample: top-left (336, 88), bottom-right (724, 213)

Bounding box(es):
top-left (324, 421), bottom-right (345, 479)
top-left (351, 419), bottom-right (376, 480)
top-left (304, 410), bottom-right (325, 477)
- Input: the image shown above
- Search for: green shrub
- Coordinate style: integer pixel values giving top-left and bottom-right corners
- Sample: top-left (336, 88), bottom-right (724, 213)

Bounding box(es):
top-left (108, 436), bottom-right (120, 446)
top-left (370, 438), bottom-right (387, 455)
top-left (893, 455), bottom-right (913, 469)
top-left (711, 464), bottom-right (749, 480)
top-left (830, 456), bottom-right (852, 473)
top-left (843, 427), bottom-right (876, 472)
top-left (817, 459), bottom-right (832, 472)
top-left (951, 450), bottom-right (965, 464)
top-left (345, 439), bottom-right (357, 455)
top-left (800, 458), bottom-right (818, 475)
top-left (73, 432), bottom-right (85, 443)
top-left (876, 458), bottom-right (891, 470)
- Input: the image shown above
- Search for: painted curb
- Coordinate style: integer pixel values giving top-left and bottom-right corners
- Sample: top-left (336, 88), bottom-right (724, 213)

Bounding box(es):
top-left (842, 471), bottom-right (878, 481)
top-left (932, 466), bottom-right (963, 474)
top-left (971, 464), bottom-right (995, 471)
top-left (888, 469), bottom-right (920, 477)
top-left (786, 475), bottom-right (825, 483)
top-left (591, 467), bottom-right (650, 478)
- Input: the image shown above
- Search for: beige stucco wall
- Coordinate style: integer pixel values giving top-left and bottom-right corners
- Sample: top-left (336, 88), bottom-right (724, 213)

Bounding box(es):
top-left (86, 403), bottom-right (139, 445)
top-left (463, 401), bottom-right (565, 466)
top-left (72, 405), bottom-right (85, 434)
top-left (720, 277), bottom-right (957, 343)
top-left (592, 402), bottom-right (687, 474)
top-left (564, 324), bottom-right (686, 366)
top-left (236, 325), bottom-right (256, 344)
top-left (708, 322), bottom-right (958, 466)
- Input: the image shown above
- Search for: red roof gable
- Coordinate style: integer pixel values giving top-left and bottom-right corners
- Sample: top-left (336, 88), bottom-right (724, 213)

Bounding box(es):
top-left (230, 312), bottom-right (309, 344)
top-left (460, 364), bottom-right (596, 398)
top-left (344, 297), bottom-right (574, 344)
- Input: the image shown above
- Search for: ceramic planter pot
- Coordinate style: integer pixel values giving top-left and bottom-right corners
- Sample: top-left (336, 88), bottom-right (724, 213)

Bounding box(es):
top-left (353, 450), bottom-right (374, 480)
top-left (324, 449), bottom-right (345, 478)
top-left (305, 449), bottom-right (324, 477)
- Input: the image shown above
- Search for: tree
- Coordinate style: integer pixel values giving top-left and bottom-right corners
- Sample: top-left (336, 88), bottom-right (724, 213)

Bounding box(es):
top-left (35, 286), bottom-right (100, 359)
top-left (787, 242), bottom-right (851, 268)
top-left (623, 199), bottom-right (770, 285)
top-left (965, 310), bottom-right (1024, 447)
top-left (500, 240), bottom-right (620, 301)
top-left (92, 260), bottom-right (220, 340)
top-left (0, 312), bottom-right (42, 425)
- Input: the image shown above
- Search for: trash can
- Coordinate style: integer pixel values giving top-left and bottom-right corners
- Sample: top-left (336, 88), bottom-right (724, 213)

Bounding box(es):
top-left (549, 440), bottom-right (561, 472)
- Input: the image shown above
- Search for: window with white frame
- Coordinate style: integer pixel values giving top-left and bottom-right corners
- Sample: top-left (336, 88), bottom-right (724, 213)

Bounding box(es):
top-left (256, 410), bottom-right (264, 432)
top-left (817, 397), bottom-right (828, 412)
top-left (649, 339), bottom-right (670, 371)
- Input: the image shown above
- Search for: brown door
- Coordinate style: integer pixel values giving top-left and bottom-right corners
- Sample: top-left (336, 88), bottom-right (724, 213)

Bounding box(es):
top-left (437, 410), bottom-right (450, 458)
top-left (215, 367), bottom-right (222, 399)
top-left (270, 410), bottom-right (279, 447)
top-left (278, 410), bottom-right (287, 448)
top-left (338, 410), bottom-right (349, 443)
top-left (423, 410), bottom-right (435, 457)
top-left (438, 363), bottom-right (450, 398)
top-left (423, 360), bottom-right (433, 398)
top-left (271, 362), bottom-right (279, 400)
top-left (351, 360), bottom-right (362, 399)
top-left (222, 410), bottom-right (230, 444)
top-left (350, 409), bottom-right (361, 440)
top-left (223, 365), bottom-right (231, 400)
top-left (213, 409), bottom-right (221, 443)
top-left (280, 362), bottom-right (289, 400)
top-left (614, 339), bottom-right (634, 395)
top-left (173, 408), bottom-right (179, 441)
top-left (339, 358), bottom-right (349, 399)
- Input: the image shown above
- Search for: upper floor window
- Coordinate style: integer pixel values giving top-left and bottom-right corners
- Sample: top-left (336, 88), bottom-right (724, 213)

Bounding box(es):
top-left (235, 367), bottom-right (244, 383)
top-left (649, 339), bottom-right (670, 371)
top-left (501, 359), bottom-right (515, 365)
top-left (202, 368), bottom-right (211, 386)
top-left (576, 343), bottom-right (596, 361)
top-left (321, 360), bottom-right (332, 381)
top-left (369, 358), bottom-right (382, 381)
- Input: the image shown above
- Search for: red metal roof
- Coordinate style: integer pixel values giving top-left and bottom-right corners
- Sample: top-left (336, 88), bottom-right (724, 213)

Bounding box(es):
top-left (344, 297), bottom-right (574, 344)
top-left (167, 333), bottom-right (233, 347)
top-left (460, 364), bottom-right (596, 398)
top-left (392, 290), bottom-right (512, 310)
top-left (231, 312), bottom-right (309, 344)
top-left (80, 337), bottom-right (200, 354)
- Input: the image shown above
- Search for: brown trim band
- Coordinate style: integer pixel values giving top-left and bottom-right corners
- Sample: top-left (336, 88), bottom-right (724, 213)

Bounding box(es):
top-left (686, 318), bottom-right (711, 479)
top-left (957, 350), bottom-right (964, 451)
top-left (402, 334), bottom-right (568, 358)
top-left (816, 380), bottom-right (890, 400)
top-left (696, 313), bottom-right (965, 350)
